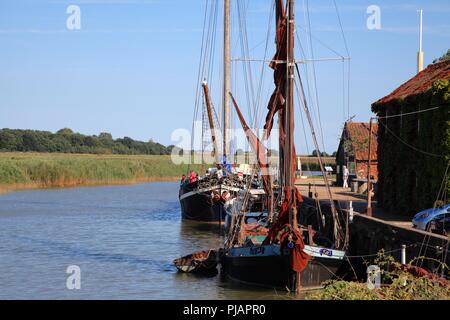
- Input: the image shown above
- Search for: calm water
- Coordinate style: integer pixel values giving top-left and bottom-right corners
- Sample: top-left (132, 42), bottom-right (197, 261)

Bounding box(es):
top-left (0, 181), bottom-right (289, 299)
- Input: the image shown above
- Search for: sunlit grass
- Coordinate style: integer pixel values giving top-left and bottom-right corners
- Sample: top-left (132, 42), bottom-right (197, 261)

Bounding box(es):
top-left (0, 152), bottom-right (207, 191)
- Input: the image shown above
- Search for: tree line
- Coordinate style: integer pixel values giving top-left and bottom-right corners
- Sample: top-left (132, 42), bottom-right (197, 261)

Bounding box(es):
top-left (0, 128), bottom-right (173, 155)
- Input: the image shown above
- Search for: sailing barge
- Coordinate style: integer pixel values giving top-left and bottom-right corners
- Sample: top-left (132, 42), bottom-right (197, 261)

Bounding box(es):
top-left (221, 0), bottom-right (348, 291)
top-left (178, 0), bottom-right (240, 223)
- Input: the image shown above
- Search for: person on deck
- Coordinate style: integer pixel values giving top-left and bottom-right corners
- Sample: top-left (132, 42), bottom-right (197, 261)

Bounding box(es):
top-left (216, 164), bottom-right (223, 180)
top-left (180, 174), bottom-right (186, 185)
top-left (189, 171), bottom-right (197, 184)
top-left (343, 165), bottom-right (349, 188)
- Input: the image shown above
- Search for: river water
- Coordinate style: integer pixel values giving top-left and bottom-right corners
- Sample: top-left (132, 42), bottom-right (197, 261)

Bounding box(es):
top-left (0, 181), bottom-right (290, 299)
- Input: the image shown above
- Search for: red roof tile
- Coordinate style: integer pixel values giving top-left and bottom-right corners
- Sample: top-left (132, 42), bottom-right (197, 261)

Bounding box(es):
top-left (345, 122), bottom-right (378, 161)
top-left (373, 60), bottom-right (450, 107)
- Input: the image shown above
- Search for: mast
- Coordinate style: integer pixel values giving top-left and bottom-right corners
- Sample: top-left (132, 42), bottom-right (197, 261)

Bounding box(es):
top-left (223, 0), bottom-right (231, 164)
top-left (417, 9), bottom-right (424, 73)
top-left (202, 81), bottom-right (221, 164)
top-left (286, 0), bottom-right (297, 229)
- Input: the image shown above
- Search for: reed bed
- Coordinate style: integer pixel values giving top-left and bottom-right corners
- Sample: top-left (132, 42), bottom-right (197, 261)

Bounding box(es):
top-left (0, 152), bottom-right (206, 192)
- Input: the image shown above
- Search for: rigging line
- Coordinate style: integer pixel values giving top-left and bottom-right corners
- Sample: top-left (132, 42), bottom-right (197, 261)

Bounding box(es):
top-left (332, 0), bottom-right (350, 57)
top-left (200, 0), bottom-right (218, 160)
top-left (295, 63), bottom-right (345, 246)
top-left (416, 161), bottom-right (450, 268)
top-left (242, 0), bottom-right (258, 130)
top-left (295, 76), bottom-right (317, 195)
top-left (207, 0), bottom-right (219, 82)
top-left (295, 23), bottom-right (345, 58)
top-left (378, 120), bottom-right (445, 158)
top-left (236, 0), bottom-right (253, 125)
top-left (347, 59), bottom-right (351, 120)
top-left (191, 0), bottom-right (212, 164)
top-left (345, 244), bottom-right (417, 258)
top-left (377, 106), bottom-right (443, 119)
top-left (241, 0), bottom-right (258, 129)
top-left (231, 57), bottom-right (350, 63)
top-left (300, 0), bottom-right (314, 111)
top-left (332, 0), bottom-right (351, 121)
top-left (438, 163), bottom-right (450, 267)
top-left (305, 0), bottom-right (327, 153)
top-left (342, 59), bottom-right (345, 122)
top-left (253, 0), bottom-right (275, 131)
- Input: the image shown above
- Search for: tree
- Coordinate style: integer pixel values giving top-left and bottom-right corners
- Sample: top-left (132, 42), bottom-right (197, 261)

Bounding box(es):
top-left (0, 128), bottom-right (172, 155)
top-left (433, 49), bottom-right (450, 63)
top-left (57, 128), bottom-right (74, 136)
top-left (311, 149), bottom-right (329, 157)
top-left (0, 130), bottom-right (18, 150)
top-left (99, 132), bottom-right (113, 140)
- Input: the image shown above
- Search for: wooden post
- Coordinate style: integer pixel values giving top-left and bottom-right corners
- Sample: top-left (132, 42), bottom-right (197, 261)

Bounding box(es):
top-left (366, 118), bottom-right (374, 217)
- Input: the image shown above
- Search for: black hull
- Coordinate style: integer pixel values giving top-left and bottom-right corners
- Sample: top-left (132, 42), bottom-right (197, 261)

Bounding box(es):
top-left (179, 183), bottom-right (225, 222)
top-left (221, 251), bottom-right (342, 290)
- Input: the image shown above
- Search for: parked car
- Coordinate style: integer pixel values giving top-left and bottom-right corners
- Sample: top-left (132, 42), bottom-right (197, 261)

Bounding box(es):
top-left (412, 204), bottom-right (450, 231)
top-left (429, 213), bottom-right (450, 236)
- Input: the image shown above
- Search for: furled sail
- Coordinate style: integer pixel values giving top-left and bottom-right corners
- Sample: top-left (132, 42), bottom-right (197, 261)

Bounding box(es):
top-left (265, 0), bottom-right (309, 284)
top-left (263, 0), bottom-right (287, 141)
top-left (229, 93), bottom-right (272, 200)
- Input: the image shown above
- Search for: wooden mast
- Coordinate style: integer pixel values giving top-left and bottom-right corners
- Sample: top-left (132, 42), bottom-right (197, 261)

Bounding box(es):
top-left (286, 0), bottom-right (297, 230)
top-left (223, 0), bottom-right (231, 165)
top-left (202, 81), bottom-right (221, 164)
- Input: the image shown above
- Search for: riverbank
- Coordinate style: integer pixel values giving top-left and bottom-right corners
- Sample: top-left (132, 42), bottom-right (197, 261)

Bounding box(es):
top-left (0, 152), bottom-right (206, 193)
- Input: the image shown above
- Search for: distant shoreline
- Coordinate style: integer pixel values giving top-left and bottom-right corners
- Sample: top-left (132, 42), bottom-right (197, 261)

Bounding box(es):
top-left (0, 176), bottom-right (180, 194)
top-left (0, 152), bottom-right (204, 194)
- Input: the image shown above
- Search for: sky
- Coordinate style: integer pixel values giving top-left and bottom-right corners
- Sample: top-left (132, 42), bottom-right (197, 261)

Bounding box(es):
top-left (0, 0), bottom-right (449, 154)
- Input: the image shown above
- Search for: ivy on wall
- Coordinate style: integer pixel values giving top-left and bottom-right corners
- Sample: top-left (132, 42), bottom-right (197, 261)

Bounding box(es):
top-left (373, 80), bottom-right (450, 216)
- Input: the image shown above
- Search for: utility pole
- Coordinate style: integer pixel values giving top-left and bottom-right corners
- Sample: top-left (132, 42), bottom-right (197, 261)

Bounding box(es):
top-left (223, 0), bottom-right (231, 164)
top-left (417, 9), bottom-right (424, 73)
top-left (366, 118), bottom-right (374, 217)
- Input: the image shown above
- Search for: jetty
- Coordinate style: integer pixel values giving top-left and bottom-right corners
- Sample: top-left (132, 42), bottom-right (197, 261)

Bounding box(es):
top-left (296, 178), bottom-right (450, 277)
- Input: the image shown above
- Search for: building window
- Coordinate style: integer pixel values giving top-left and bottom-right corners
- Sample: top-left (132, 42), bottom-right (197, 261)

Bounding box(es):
top-left (348, 161), bottom-right (355, 174)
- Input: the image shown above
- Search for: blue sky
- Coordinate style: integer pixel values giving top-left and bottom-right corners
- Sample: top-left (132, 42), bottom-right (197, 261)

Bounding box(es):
top-left (0, 0), bottom-right (449, 154)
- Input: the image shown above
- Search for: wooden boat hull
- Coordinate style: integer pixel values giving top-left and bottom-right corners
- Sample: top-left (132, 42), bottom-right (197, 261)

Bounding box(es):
top-left (174, 250), bottom-right (218, 273)
top-left (179, 182), bottom-right (239, 222)
top-left (179, 187), bottom-right (224, 222)
top-left (221, 245), bottom-right (344, 290)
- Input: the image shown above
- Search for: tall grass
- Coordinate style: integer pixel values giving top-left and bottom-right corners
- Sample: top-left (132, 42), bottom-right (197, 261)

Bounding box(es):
top-left (0, 152), bottom-right (207, 191)
top-left (0, 152), bottom-right (336, 192)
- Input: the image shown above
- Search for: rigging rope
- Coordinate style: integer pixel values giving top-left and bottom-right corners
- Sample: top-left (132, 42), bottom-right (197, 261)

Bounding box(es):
top-left (378, 120), bottom-right (446, 158)
top-left (305, 0), bottom-right (327, 153)
top-left (377, 106), bottom-right (443, 119)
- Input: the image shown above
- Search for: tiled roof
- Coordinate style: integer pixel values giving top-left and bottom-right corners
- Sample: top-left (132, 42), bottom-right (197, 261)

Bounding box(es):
top-left (345, 122), bottom-right (378, 161)
top-left (373, 60), bottom-right (450, 107)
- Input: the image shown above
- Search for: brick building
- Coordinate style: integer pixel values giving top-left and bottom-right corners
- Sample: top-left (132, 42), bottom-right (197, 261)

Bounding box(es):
top-left (336, 122), bottom-right (378, 187)
top-left (371, 60), bottom-right (450, 215)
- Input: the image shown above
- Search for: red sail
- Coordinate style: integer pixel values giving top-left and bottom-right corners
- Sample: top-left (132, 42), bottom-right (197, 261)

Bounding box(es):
top-left (229, 93), bottom-right (272, 196)
top-left (263, 0), bottom-right (287, 141)
top-left (264, 0), bottom-right (309, 279)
